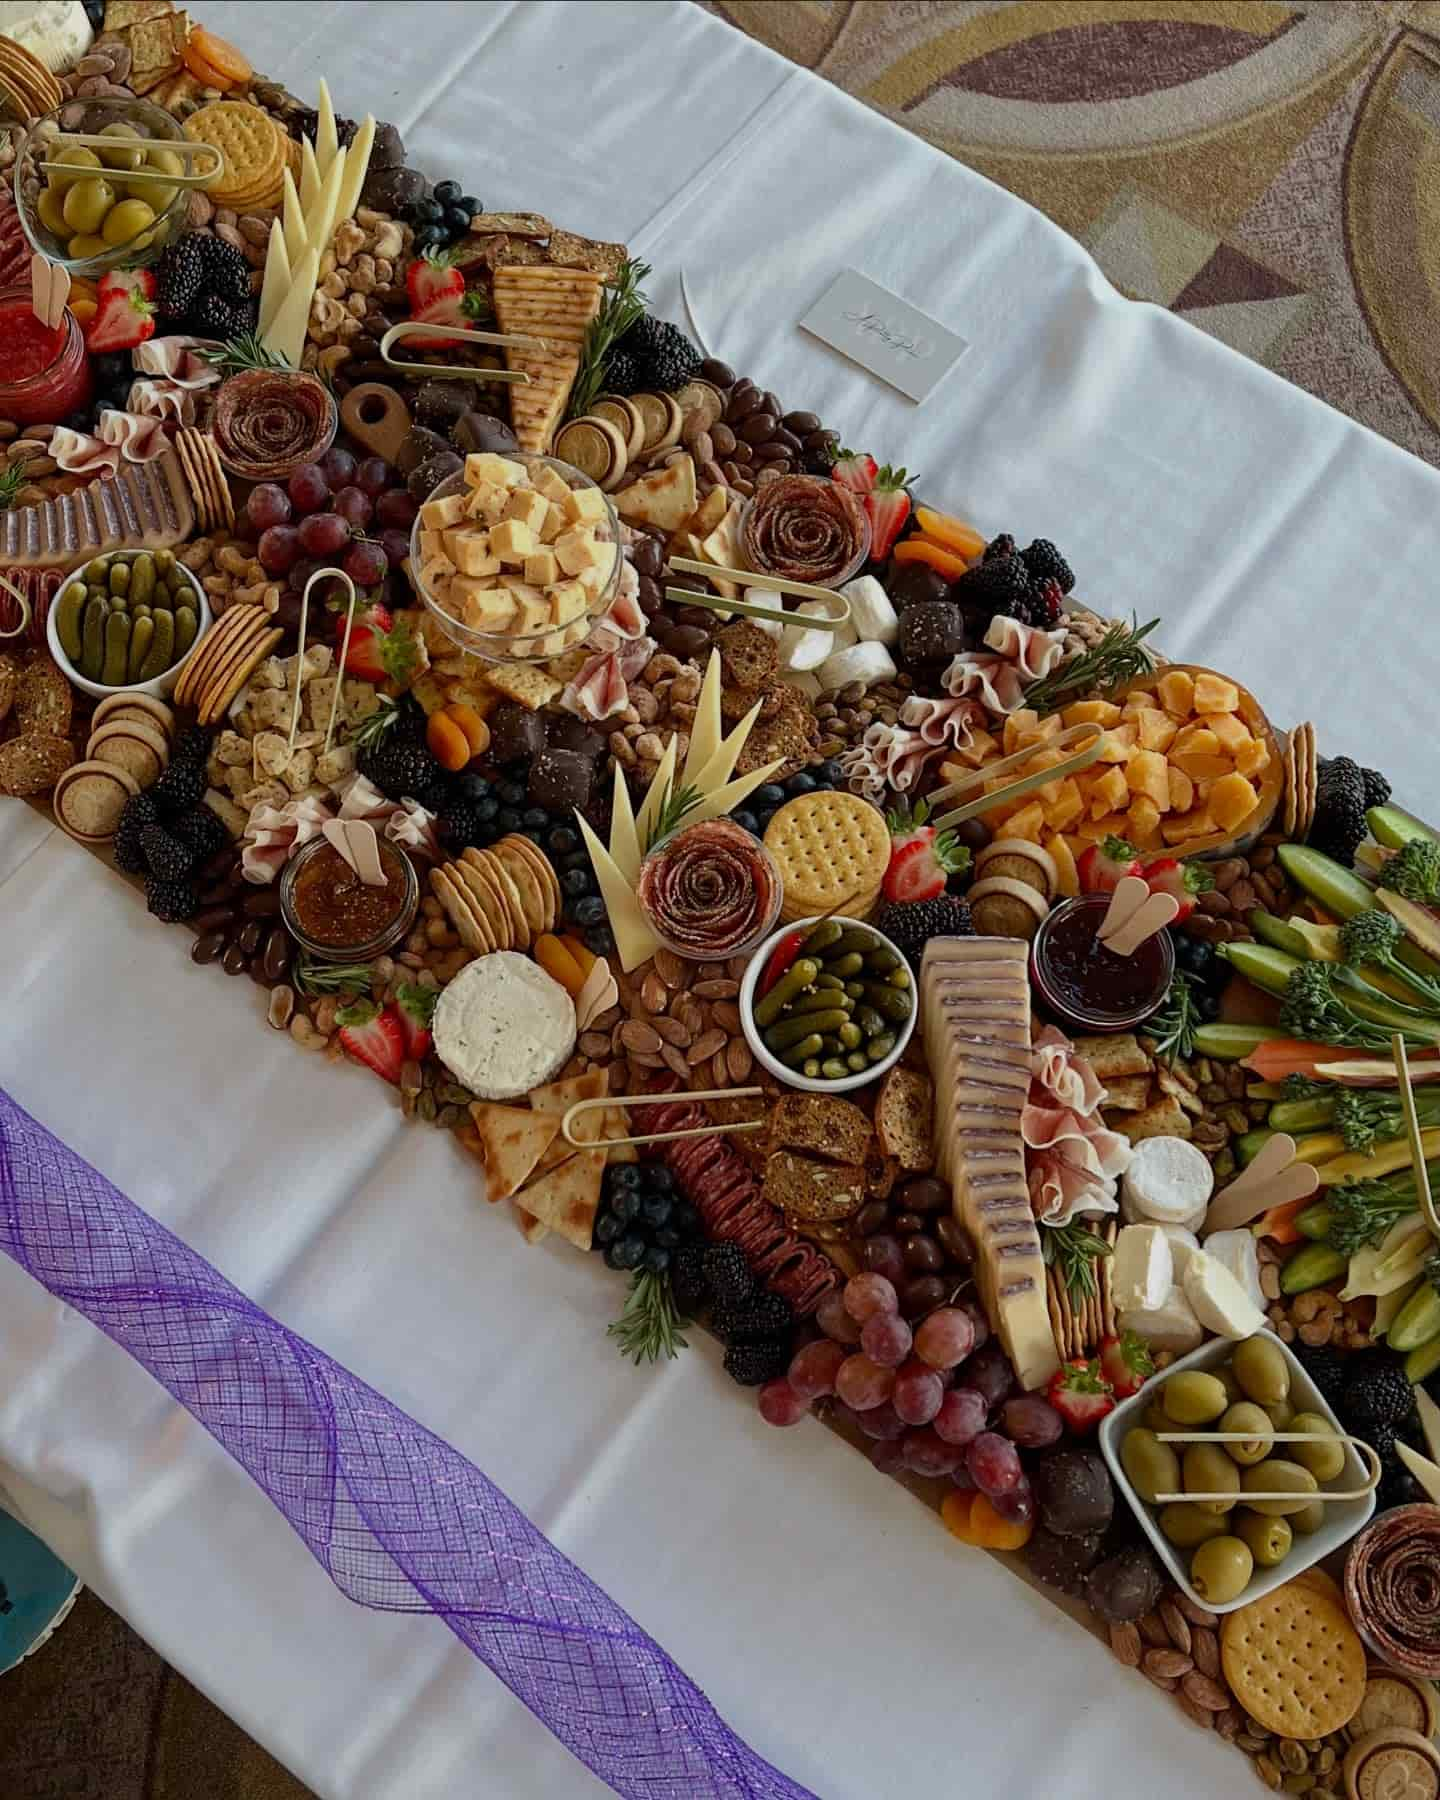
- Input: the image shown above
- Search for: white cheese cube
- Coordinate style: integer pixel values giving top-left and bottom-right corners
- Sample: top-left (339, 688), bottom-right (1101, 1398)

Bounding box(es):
top-left (841, 574), bottom-right (899, 646)
top-left (1118, 1284), bottom-right (1204, 1355)
top-left (1112, 1224), bottom-right (1173, 1314)
top-left (1200, 1229), bottom-right (1265, 1316)
top-left (1183, 1249), bottom-right (1266, 1340)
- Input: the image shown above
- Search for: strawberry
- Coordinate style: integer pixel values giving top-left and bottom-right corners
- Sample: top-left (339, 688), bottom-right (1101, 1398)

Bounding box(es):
top-left (395, 983), bottom-right (437, 1061)
top-left (335, 998), bottom-right (405, 1085)
top-left (405, 250), bottom-right (486, 347)
top-left (85, 275), bottom-right (156, 352)
top-left (881, 797), bottom-right (971, 905)
top-left (863, 463), bottom-right (912, 560)
top-left (1046, 1358), bottom-right (1115, 1435)
top-left (1077, 835), bottom-right (1141, 895)
top-left (1140, 855), bottom-right (1214, 924)
top-left (1097, 1330), bottom-right (1153, 1400)
top-left (831, 448), bottom-right (878, 494)
top-left (337, 609), bottom-right (417, 684)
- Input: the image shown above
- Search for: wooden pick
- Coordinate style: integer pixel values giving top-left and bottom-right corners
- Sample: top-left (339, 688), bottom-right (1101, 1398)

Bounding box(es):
top-left (321, 818), bottom-right (386, 886)
top-left (379, 320), bottom-right (542, 382)
top-left (1153, 1430), bottom-right (1380, 1504)
top-left (927, 721), bottom-right (1103, 832)
top-left (0, 573), bottom-right (31, 640)
top-left (1098, 875), bottom-right (1150, 944)
top-left (562, 1087), bottom-right (766, 1150)
top-left (663, 585), bottom-right (852, 633)
top-left (670, 555), bottom-right (848, 607)
top-left (287, 566), bottom-right (357, 755)
top-left (1393, 1034), bottom-right (1440, 1243)
top-left (1102, 890), bottom-right (1179, 956)
top-left (1205, 1132), bottom-right (1319, 1232)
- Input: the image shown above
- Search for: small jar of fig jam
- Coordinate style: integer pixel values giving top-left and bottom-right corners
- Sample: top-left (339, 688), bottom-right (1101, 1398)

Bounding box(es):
top-left (1030, 893), bottom-right (1174, 1033)
top-left (280, 835), bottom-right (419, 962)
top-left (0, 288), bottom-right (93, 426)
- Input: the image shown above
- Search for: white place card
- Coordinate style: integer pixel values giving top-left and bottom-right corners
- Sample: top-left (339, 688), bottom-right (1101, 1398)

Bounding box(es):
top-left (799, 269), bottom-right (968, 403)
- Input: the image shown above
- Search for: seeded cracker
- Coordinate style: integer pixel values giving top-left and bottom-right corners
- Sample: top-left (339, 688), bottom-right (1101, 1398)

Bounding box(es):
top-left (16, 655), bottom-right (73, 737)
top-left (0, 732), bottom-right (75, 796)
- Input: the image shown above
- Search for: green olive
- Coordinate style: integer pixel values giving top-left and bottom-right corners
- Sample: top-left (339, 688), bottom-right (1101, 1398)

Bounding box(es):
top-left (1143, 1398), bottom-right (1173, 1436)
top-left (1158, 1502), bottom-right (1230, 1548)
top-left (1240, 1459), bottom-right (1319, 1517)
top-left (1121, 1428), bottom-right (1181, 1507)
top-left (1291, 1498), bottom-right (1326, 1536)
top-left (1220, 1402), bottom-right (1274, 1467)
top-left (1232, 1335), bottom-right (1291, 1407)
top-left (1235, 1508), bottom-right (1292, 1568)
top-left (1190, 1534), bottom-right (1255, 1605)
top-left (1163, 1371), bottom-right (1230, 1426)
top-left (1184, 1443), bottom-right (1241, 1515)
top-left (1214, 1364), bottom-right (1245, 1406)
top-left (36, 184), bottom-right (69, 236)
top-left (1263, 1396), bottom-right (1295, 1432)
top-left (102, 197), bottom-right (156, 247)
top-left (46, 143), bottom-right (102, 192)
top-left (62, 176), bottom-right (116, 235)
top-left (1288, 1412), bottom-right (1346, 1483)
top-left (94, 120), bottom-right (144, 171)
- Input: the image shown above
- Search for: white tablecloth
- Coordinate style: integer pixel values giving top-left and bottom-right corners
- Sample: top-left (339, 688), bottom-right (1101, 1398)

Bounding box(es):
top-left (2, 5), bottom-right (1435, 1796)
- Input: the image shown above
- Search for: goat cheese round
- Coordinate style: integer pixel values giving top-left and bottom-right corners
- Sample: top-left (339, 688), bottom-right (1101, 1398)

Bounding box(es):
top-left (1120, 1134), bottom-right (1213, 1226)
top-left (433, 952), bottom-right (576, 1101)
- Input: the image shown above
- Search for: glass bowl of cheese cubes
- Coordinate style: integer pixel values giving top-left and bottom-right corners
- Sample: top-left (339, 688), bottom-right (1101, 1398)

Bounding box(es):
top-left (409, 451), bottom-right (622, 665)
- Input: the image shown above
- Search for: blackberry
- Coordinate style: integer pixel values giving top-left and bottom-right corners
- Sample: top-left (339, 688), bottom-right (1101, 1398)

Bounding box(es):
top-left (602, 348), bottom-right (642, 397)
top-left (621, 316), bottom-right (702, 392)
top-left (875, 896), bottom-right (973, 968)
top-left (145, 875), bottom-right (199, 923)
top-left (151, 756), bottom-right (207, 816)
top-left (1341, 1356), bottom-right (1415, 1427)
top-left (702, 1243), bottom-right (755, 1308)
top-left (1021, 538), bottom-right (1075, 594)
top-left (170, 725), bottom-right (212, 764)
top-left (1028, 576), bottom-right (1064, 629)
top-left (1378, 1464), bottom-right (1425, 1513)
top-left (191, 291), bottom-right (254, 341)
top-left (196, 234), bottom-right (255, 305)
top-left (982, 532), bottom-right (1016, 563)
top-left (1311, 756), bottom-right (1369, 867)
top-left (361, 737), bottom-right (447, 808)
top-left (171, 807), bottom-right (228, 863)
top-left (671, 1244), bottom-right (709, 1319)
top-left (1294, 1344), bottom-right (1347, 1411)
top-left (113, 820), bottom-right (149, 875)
top-left (714, 1293), bottom-right (793, 1345)
top-left (117, 791), bottom-right (160, 835)
top-left (140, 824), bottom-right (195, 880)
top-left (1360, 765), bottom-right (1392, 811)
top-left (295, 108), bottom-right (361, 151)
top-left (952, 554), bottom-right (1031, 614)
top-left (437, 803), bottom-right (494, 853)
top-left (155, 234), bottom-right (207, 320)
top-left (723, 1340), bottom-right (790, 1387)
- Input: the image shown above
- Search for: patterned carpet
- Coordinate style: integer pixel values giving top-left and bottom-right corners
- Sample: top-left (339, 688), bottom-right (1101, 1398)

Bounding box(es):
top-left (703, 0), bottom-right (1440, 470)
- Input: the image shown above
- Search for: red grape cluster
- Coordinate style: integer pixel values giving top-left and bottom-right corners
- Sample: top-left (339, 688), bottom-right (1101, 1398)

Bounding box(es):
top-left (758, 1271), bottom-right (1064, 1527)
top-left (246, 445), bottom-right (419, 595)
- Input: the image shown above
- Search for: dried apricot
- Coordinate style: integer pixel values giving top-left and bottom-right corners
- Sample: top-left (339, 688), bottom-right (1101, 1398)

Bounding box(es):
top-left (561, 934), bottom-right (597, 978)
top-left (940, 1489), bottom-right (982, 1544)
top-left (968, 1493), bottom-right (1033, 1550)
top-left (533, 933), bottom-right (586, 997)
top-left (185, 26), bottom-right (252, 84)
top-left (912, 506), bottom-right (986, 560)
top-left (426, 708), bottom-right (471, 772)
top-left (892, 536), bottom-right (971, 580)
top-left (446, 702), bottom-right (490, 758)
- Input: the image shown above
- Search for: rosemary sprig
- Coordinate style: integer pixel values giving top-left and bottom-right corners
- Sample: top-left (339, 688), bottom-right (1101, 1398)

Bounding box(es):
top-left (607, 1270), bottom-right (690, 1365)
top-left (295, 959), bottom-right (374, 997)
top-left (1042, 1219), bottom-right (1112, 1302)
top-left (201, 331), bottom-right (294, 377)
top-left (1148, 971), bottom-right (1201, 1067)
top-left (0, 461), bottom-right (24, 511)
top-left (1025, 615), bottom-right (1161, 716)
top-left (642, 777), bottom-right (702, 853)
top-left (567, 257), bottom-right (650, 421)
top-left (349, 694), bottom-right (401, 749)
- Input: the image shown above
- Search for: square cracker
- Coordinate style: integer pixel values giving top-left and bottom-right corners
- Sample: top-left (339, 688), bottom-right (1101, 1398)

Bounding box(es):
top-left (483, 663), bottom-right (561, 710)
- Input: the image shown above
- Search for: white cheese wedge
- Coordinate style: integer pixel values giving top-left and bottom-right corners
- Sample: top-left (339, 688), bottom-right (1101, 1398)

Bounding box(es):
top-left (261, 245), bottom-right (319, 369)
top-left (816, 639), bottom-right (898, 695)
top-left (678, 651), bottom-right (721, 792)
top-left (1395, 1441), bottom-right (1440, 1506)
top-left (1158, 1224), bottom-right (1200, 1279)
top-left (1112, 1224), bottom-right (1173, 1315)
top-left (1121, 1135), bottom-right (1214, 1225)
top-left (1118, 1284), bottom-right (1204, 1355)
top-left (1183, 1248), bottom-right (1266, 1340)
top-left (740, 592), bottom-right (783, 637)
top-left (257, 218), bottom-right (289, 339)
top-left (1202, 1227), bottom-right (1264, 1315)
top-left (299, 134), bottom-right (322, 213)
top-left (334, 116), bottom-right (375, 225)
top-left (840, 574), bottom-right (899, 646)
top-left (280, 168), bottom-right (305, 266)
top-left (315, 77), bottom-right (338, 173)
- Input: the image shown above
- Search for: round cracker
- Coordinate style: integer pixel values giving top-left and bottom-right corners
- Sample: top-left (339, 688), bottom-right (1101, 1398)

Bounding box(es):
top-left (453, 854), bottom-right (514, 952)
top-left (432, 866), bottom-right (491, 954)
top-left (87, 718), bottom-right (169, 787)
top-left (492, 839), bottom-right (546, 934)
top-left (52, 758), bottom-right (138, 842)
top-left (474, 848), bottom-right (530, 950)
top-left (92, 691), bottom-right (175, 739)
top-left (500, 833), bottom-right (560, 931)
top-left (199, 626), bottom-right (284, 726)
top-left (176, 607), bottom-right (262, 707)
top-left (1221, 1582), bottom-right (1365, 1739)
top-left (175, 428), bottom-right (220, 532)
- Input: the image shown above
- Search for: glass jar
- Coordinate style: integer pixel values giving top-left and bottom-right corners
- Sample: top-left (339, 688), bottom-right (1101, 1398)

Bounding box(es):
top-left (0, 289), bottom-right (92, 425)
top-left (279, 834), bottom-right (420, 963)
top-left (1030, 893), bottom-right (1175, 1033)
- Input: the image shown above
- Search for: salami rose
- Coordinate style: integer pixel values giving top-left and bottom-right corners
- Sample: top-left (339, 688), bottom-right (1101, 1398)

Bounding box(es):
top-left (741, 475), bottom-right (868, 585)
top-left (638, 819), bottom-right (780, 959)
top-left (1345, 1504), bottom-right (1440, 1678)
top-left (213, 369), bottom-right (338, 481)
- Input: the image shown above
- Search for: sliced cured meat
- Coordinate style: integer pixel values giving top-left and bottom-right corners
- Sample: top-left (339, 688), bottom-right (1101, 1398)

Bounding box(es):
top-left (1346, 1507), bottom-right (1440, 1679)
top-left (741, 474), bottom-right (866, 585)
top-left (637, 818), bottom-right (779, 960)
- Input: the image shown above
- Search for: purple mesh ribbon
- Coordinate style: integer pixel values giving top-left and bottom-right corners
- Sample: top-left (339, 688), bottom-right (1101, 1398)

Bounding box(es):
top-left (0, 1088), bottom-right (814, 1800)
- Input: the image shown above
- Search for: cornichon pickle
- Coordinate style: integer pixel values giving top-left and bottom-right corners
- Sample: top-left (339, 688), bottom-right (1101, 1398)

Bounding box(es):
top-left (814, 973), bottom-right (846, 992)
top-left (846, 1052), bottom-right (868, 1072)
top-left (829, 928), bottom-right (874, 957)
top-left (131, 602), bottom-right (151, 622)
top-left (820, 1058), bottom-right (849, 1080)
top-left (55, 582), bottom-right (85, 661)
top-left (798, 919), bottom-right (843, 953)
top-left (137, 608), bottom-right (174, 681)
top-left (127, 613), bottom-right (154, 682)
top-left (792, 986), bottom-right (853, 1014)
top-left (80, 596), bottom-right (106, 679)
top-left (825, 952), bottom-right (865, 978)
top-left (844, 981), bottom-right (864, 1000)
top-left (862, 984), bottom-right (912, 1021)
top-left (753, 957), bottom-right (819, 1027)
top-left (886, 966), bottom-right (912, 989)
top-left (100, 610), bottom-right (131, 685)
top-left (837, 1022), bottom-right (862, 1050)
top-left (85, 557), bottom-right (108, 584)
top-left (779, 1035), bottom-right (824, 1069)
top-left (153, 548), bottom-right (174, 575)
top-left (819, 1036), bottom-right (842, 1054)
top-left (866, 1033), bottom-right (897, 1062)
top-left (800, 1059), bottom-right (821, 1080)
top-left (864, 948), bottom-right (902, 975)
top-left (108, 559), bottom-right (130, 596)
top-left (854, 1006), bottom-right (885, 1037)
top-left (767, 1009), bottom-right (850, 1049)
top-left (128, 553), bottom-right (155, 607)
top-left (172, 605), bottom-right (198, 658)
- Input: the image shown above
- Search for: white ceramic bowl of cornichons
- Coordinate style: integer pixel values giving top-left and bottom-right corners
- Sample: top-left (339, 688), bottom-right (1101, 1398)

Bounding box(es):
top-left (1098, 1329), bottom-right (1376, 1614)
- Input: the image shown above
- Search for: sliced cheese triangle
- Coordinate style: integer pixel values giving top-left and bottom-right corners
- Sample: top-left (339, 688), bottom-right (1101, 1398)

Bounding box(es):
top-left (679, 651), bottom-right (722, 794)
top-left (633, 735), bottom-right (677, 851)
top-left (299, 133), bottom-right (321, 213)
top-left (609, 758), bottom-right (642, 884)
top-left (692, 695), bottom-right (762, 797)
top-left (575, 811), bottom-right (657, 972)
top-left (675, 759), bottom-right (786, 834)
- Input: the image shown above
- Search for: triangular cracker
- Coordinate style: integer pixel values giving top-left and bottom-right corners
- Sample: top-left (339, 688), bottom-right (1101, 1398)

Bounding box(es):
top-left (493, 266), bottom-right (602, 452)
top-left (468, 1102), bottom-right (559, 1202)
top-left (514, 1149), bottom-right (607, 1250)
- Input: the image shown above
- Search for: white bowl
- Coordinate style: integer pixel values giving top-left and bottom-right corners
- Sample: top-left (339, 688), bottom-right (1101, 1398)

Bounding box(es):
top-left (739, 914), bottom-right (916, 1094)
top-left (47, 551), bottom-right (210, 700)
top-left (1098, 1330), bottom-right (1376, 1615)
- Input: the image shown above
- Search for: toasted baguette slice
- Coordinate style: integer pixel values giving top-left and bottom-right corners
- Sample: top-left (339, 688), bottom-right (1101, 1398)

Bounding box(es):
top-left (766, 1093), bottom-right (873, 1167)
top-left (874, 1067), bottom-right (934, 1174)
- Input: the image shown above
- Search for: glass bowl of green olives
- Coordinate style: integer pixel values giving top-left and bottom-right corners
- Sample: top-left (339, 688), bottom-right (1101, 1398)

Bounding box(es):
top-left (46, 550), bottom-right (209, 700)
top-left (740, 914), bottom-right (916, 1093)
top-left (1098, 1330), bottom-right (1376, 1615)
top-left (15, 98), bottom-right (192, 278)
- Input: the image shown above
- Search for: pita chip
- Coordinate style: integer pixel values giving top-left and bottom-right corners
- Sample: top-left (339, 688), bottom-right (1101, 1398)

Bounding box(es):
top-left (514, 1149), bottom-right (606, 1250)
top-left (468, 1101), bottom-right (560, 1201)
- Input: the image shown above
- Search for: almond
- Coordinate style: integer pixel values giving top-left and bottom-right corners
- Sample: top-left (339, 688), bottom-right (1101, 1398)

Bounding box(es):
top-left (620, 1021), bottom-right (662, 1055)
top-left (693, 977), bottom-right (739, 999)
top-left (1142, 1648), bottom-right (1193, 1681)
top-left (652, 1015), bottom-right (692, 1048)
top-left (661, 1043), bottom-right (692, 1081)
top-left (1192, 1627), bottom-right (1220, 1681)
top-left (1138, 1612), bottom-right (1170, 1649)
top-left (1180, 1671), bottom-right (1230, 1712)
top-left (653, 947), bottom-right (687, 989)
top-left (688, 1028), bottom-right (728, 1065)
top-left (640, 972), bottom-right (669, 1014)
top-left (1173, 1593), bottom-right (1219, 1629)
top-left (1160, 1600), bottom-right (1192, 1656)
top-left (713, 1000), bottom-right (742, 1033)
top-left (711, 1048), bottom-right (729, 1088)
top-left (726, 1038), bottom-right (753, 1083)
top-left (579, 1031), bottom-right (612, 1059)
top-left (1175, 1694), bottom-right (1214, 1731)
top-left (1108, 1622), bottom-right (1142, 1668)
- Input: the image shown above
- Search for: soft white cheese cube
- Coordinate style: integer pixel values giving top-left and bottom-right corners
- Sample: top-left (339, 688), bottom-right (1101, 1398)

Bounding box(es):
top-left (841, 574), bottom-right (899, 646)
top-left (1112, 1224), bottom-right (1173, 1314)
top-left (1200, 1228), bottom-right (1265, 1316)
top-left (1118, 1284), bottom-right (1204, 1355)
top-left (1183, 1248), bottom-right (1266, 1340)
top-left (1158, 1224), bottom-right (1200, 1280)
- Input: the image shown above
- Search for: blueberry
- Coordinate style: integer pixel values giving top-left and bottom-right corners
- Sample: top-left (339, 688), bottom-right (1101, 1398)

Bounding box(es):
top-left (594, 1212), bottom-right (621, 1246)
top-left (603, 1241), bottom-right (625, 1270)
top-left (473, 796), bottom-right (499, 822)
top-left (583, 923), bottom-right (615, 957)
top-left (444, 204), bottom-right (472, 234)
top-left (434, 179), bottom-right (461, 204)
top-left (411, 223), bottom-right (441, 251)
top-left (522, 829), bottom-right (544, 845)
top-left (653, 1226), bottom-right (682, 1250)
top-left (756, 784), bottom-right (786, 809)
top-left (1197, 991), bottom-right (1222, 1022)
top-left (495, 808), bottom-right (521, 833)
top-left (754, 809), bottom-right (776, 835)
top-left (785, 771), bottom-right (817, 794)
top-left (456, 773), bottom-right (491, 803)
top-left (418, 198), bottom-right (444, 223)
top-left (615, 1235), bottom-right (648, 1271)
top-left (573, 895), bottom-right (607, 927)
top-left (560, 849), bottom-right (592, 873)
top-left (643, 1245), bottom-right (671, 1276)
top-left (609, 1164), bottom-right (641, 1192)
top-left (562, 867), bottom-right (590, 896)
top-left (458, 195), bottom-right (480, 215)
top-left (610, 1189), bottom-right (641, 1224)
top-left (672, 1200), bottom-right (701, 1240)
top-left (645, 1165), bottom-right (674, 1194)
top-left (818, 760), bottom-right (846, 787)
top-left (547, 826), bottom-right (578, 856)
top-left (497, 780), bottom-right (526, 807)
top-left (732, 809), bottom-right (759, 835)
top-left (521, 807), bottom-right (549, 830)
top-left (641, 1192), bottom-right (673, 1228)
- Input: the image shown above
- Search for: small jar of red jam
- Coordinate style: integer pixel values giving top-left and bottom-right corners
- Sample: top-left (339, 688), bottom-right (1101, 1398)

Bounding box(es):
top-left (280, 833), bottom-right (419, 963)
top-left (1030, 893), bottom-right (1175, 1033)
top-left (0, 288), bottom-right (93, 427)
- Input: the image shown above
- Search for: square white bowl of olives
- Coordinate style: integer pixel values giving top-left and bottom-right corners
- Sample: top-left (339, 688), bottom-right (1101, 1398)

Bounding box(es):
top-left (1098, 1330), bottom-right (1376, 1615)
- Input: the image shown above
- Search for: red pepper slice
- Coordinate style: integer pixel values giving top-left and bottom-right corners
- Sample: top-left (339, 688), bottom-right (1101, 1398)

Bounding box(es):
top-left (757, 929), bottom-right (806, 998)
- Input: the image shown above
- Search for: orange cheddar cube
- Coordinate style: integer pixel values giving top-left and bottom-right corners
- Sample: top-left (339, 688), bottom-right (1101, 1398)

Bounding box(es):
top-left (1134, 708), bottom-right (1179, 754)
top-left (1121, 689), bottom-right (1156, 714)
top-left (1125, 749), bottom-right (1170, 808)
top-left (1003, 709), bottom-right (1041, 755)
top-left (1061, 699), bottom-right (1122, 729)
top-left (1043, 780), bottom-right (1085, 833)
top-left (1046, 833), bottom-right (1079, 897)
top-left (1005, 800), bottom-right (1047, 842)
top-left (1208, 771), bottom-right (1259, 832)
top-left (1167, 765), bottom-right (1195, 814)
top-left (1097, 724), bottom-right (1138, 762)
top-left (1127, 797), bottom-right (1163, 848)
top-left (1172, 723), bottom-right (1220, 756)
top-left (1193, 672), bottom-right (1240, 714)
top-left (1173, 751), bottom-right (1233, 782)
top-left (1202, 712), bottom-right (1252, 754)
top-left (1089, 765), bottom-right (1129, 817)
top-left (1157, 669), bottom-right (1195, 717)
top-left (1234, 736), bottom-right (1270, 778)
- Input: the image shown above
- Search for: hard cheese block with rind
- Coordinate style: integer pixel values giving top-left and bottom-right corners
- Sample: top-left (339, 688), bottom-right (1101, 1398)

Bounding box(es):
top-left (921, 936), bottom-right (1058, 1392)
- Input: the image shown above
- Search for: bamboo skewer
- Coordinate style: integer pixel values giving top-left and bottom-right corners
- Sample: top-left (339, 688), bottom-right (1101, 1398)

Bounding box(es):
top-left (0, 574), bottom-right (31, 640)
top-left (662, 586), bottom-right (852, 633)
top-left (562, 1088), bottom-right (767, 1150)
top-left (669, 555), bottom-right (852, 607)
top-left (39, 133), bottom-right (223, 190)
top-left (1152, 1430), bottom-right (1381, 1504)
top-left (1393, 1034), bottom-right (1440, 1243)
top-left (380, 320), bottom-right (545, 382)
top-left (928, 721), bottom-right (1104, 831)
top-left (287, 566), bottom-right (357, 757)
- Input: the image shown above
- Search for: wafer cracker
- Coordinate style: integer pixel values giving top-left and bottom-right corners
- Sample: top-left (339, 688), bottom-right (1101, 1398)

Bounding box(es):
top-left (445, 860), bottom-right (501, 954)
top-left (432, 865), bottom-right (490, 953)
top-left (1221, 1582), bottom-right (1366, 1738)
top-left (473, 847), bottom-right (530, 950)
top-left (453, 854), bottom-right (513, 950)
top-left (492, 839), bottom-right (546, 935)
top-left (763, 790), bottom-right (890, 918)
top-left (0, 36), bottom-right (63, 114)
top-left (199, 625), bottom-right (283, 724)
top-left (499, 833), bottom-right (559, 930)
top-left (176, 605), bottom-right (268, 709)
